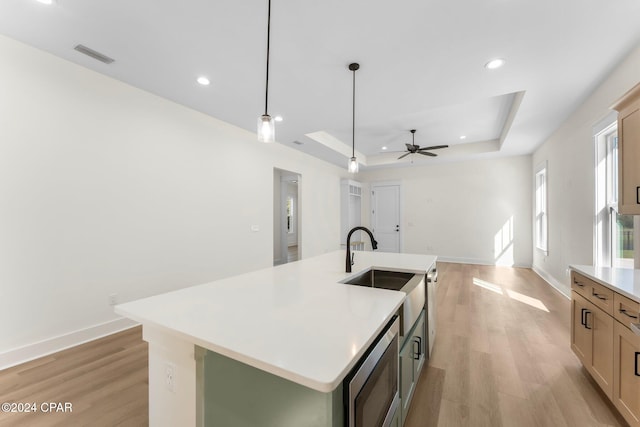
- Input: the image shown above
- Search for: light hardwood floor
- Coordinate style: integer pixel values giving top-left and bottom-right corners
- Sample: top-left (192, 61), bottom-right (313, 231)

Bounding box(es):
top-left (0, 263), bottom-right (627, 426)
top-left (0, 327), bottom-right (148, 427)
top-left (404, 263), bottom-right (626, 427)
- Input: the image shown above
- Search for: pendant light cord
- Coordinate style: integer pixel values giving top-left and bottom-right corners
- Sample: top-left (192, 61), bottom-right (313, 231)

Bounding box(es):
top-left (264, 0), bottom-right (271, 115)
top-left (352, 67), bottom-right (355, 158)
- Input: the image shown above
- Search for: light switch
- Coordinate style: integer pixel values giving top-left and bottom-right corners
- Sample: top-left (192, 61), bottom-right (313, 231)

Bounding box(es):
top-left (250, 225), bottom-right (260, 232)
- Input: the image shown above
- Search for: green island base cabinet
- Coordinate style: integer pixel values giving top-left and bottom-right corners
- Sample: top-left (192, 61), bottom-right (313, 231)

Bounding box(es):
top-left (399, 310), bottom-right (426, 424)
top-left (203, 350), bottom-right (344, 427)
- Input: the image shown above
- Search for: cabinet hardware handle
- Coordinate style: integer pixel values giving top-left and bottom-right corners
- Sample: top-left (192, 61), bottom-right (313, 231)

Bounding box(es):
top-left (592, 292), bottom-right (607, 301)
top-left (635, 352), bottom-right (640, 377)
top-left (620, 308), bottom-right (639, 319)
top-left (574, 280), bottom-right (584, 287)
top-left (637, 186), bottom-right (640, 205)
top-left (413, 339), bottom-right (420, 360)
top-left (584, 311), bottom-right (592, 329)
top-left (580, 308), bottom-right (587, 326)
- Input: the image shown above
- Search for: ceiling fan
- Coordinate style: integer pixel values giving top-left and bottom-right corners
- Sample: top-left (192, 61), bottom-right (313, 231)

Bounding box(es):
top-left (394, 129), bottom-right (448, 159)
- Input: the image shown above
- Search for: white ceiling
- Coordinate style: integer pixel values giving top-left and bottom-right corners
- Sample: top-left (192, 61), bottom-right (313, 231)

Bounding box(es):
top-left (2, 0), bottom-right (640, 169)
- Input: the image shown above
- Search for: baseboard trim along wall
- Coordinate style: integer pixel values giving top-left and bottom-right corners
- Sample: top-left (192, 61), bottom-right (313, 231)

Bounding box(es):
top-left (0, 317), bottom-right (139, 371)
top-left (436, 256), bottom-right (532, 269)
top-left (532, 266), bottom-right (570, 299)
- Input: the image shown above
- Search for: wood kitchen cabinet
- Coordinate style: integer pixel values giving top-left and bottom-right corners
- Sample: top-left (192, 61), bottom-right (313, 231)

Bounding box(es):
top-left (571, 269), bottom-right (640, 426)
top-left (612, 82), bottom-right (640, 215)
top-left (571, 291), bottom-right (614, 399)
top-left (571, 291), bottom-right (592, 364)
top-left (614, 320), bottom-right (640, 427)
top-left (399, 310), bottom-right (426, 425)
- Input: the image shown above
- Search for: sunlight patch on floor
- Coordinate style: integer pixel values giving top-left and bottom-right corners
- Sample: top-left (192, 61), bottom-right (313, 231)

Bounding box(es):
top-left (472, 278), bottom-right (504, 294)
top-left (472, 277), bottom-right (549, 312)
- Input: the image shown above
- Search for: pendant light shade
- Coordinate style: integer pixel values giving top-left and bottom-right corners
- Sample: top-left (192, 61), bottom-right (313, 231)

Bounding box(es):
top-left (258, 0), bottom-right (275, 143)
top-left (348, 157), bottom-right (359, 173)
top-left (258, 114), bottom-right (275, 143)
top-left (348, 62), bottom-right (360, 173)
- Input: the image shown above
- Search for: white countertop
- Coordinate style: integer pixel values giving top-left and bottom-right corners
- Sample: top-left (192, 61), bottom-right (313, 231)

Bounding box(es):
top-left (115, 250), bottom-right (437, 392)
top-left (570, 265), bottom-right (640, 303)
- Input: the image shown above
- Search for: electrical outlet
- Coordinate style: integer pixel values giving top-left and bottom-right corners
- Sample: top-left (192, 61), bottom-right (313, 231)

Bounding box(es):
top-left (108, 294), bottom-right (118, 306)
top-left (165, 363), bottom-right (175, 392)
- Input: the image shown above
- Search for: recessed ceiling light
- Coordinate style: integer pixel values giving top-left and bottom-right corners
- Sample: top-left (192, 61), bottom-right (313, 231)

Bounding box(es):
top-left (196, 76), bottom-right (210, 86)
top-left (485, 58), bottom-right (505, 70)
top-left (275, 115), bottom-right (283, 122)
top-left (36, 0), bottom-right (54, 4)
top-left (460, 135), bottom-right (467, 140)
top-left (382, 146), bottom-right (388, 150)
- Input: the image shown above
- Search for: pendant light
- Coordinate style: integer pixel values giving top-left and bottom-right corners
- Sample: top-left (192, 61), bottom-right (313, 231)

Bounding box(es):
top-left (258, 0), bottom-right (275, 143)
top-left (348, 62), bottom-right (360, 173)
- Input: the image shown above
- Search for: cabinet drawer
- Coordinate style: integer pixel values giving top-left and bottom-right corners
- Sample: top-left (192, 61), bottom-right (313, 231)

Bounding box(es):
top-left (590, 281), bottom-right (614, 316)
top-left (571, 271), bottom-right (591, 299)
top-left (615, 292), bottom-right (640, 329)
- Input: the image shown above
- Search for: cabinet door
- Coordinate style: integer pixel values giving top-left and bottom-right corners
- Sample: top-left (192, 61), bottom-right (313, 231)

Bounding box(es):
top-left (614, 321), bottom-right (640, 427)
top-left (572, 291), bottom-right (592, 365)
top-left (590, 304), bottom-right (614, 399)
top-left (616, 85), bottom-right (640, 215)
top-left (413, 312), bottom-right (426, 377)
top-left (399, 338), bottom-right (416, 426)
top-left (389, 402), bottom-right (401, 427)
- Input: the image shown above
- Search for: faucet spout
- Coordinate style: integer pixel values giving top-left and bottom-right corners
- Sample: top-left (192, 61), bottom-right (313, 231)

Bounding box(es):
top-left (345, 226), bottom-right (378, 273)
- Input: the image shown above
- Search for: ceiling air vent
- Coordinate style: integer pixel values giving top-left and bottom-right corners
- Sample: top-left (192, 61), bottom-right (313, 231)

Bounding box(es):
top-left (73, 44), bottom-right (115, 64)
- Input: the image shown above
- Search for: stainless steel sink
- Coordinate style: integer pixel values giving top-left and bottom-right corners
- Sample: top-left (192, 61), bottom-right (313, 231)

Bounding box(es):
top-left (341, 268), bottom-right (426, 337)
top-left (341, 269), bottom-right (415, 291)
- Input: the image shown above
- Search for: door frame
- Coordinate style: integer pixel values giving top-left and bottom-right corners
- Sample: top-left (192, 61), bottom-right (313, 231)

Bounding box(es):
top-left (370, 180), bottom-right (403, 253)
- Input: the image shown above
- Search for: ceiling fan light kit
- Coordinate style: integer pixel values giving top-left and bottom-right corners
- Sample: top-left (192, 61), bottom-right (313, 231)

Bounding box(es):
top-left (257, 0), bottom-right (275, 143)
top-left (348, 62), bottom-right (360, 173)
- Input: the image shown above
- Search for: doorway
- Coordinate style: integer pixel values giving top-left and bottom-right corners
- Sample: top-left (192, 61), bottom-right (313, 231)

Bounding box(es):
top-left (371, 182), bottom-right (402, 253)
top-left (273, 168), bottom-right (301, 265)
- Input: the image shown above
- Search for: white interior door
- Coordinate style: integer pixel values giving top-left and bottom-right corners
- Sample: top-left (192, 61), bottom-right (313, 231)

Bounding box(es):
top-left (371, 183), bottom-right (401, 253)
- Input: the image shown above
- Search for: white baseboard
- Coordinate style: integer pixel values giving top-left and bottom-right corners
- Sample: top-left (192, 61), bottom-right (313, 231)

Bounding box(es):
top-left (0, 317), bottom-right (139, 371)
top-left (532, 266), bottom-right (570, 299)
top-left (437, 256), bottom-right (532, 269)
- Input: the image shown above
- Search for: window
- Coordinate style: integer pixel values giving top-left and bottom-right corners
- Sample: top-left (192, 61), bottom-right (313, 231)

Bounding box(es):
top-left (595, 123), bottom-right (634, 268)
top-left (535, 163), bottom-right (548, 254)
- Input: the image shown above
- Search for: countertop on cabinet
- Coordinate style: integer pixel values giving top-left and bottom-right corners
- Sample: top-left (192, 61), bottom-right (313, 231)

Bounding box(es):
top-left (570, 264), bottom-right (640, 303)
top-left (115, 250), bottom-right (437, 392)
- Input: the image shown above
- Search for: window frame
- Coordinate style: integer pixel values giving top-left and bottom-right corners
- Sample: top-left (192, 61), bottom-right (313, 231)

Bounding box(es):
top-left (535, 161), bottom-right (548, 255)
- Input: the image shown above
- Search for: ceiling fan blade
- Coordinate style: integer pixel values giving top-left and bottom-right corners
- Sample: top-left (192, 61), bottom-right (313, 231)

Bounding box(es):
top-left (418, 145), bottom-right (449, 151)
top-left (398, 152), bottom-right (411, 160)
top-left (405, 143), bottom-right (416, 151)
top-left (417, 151), bottom-right (437, 157)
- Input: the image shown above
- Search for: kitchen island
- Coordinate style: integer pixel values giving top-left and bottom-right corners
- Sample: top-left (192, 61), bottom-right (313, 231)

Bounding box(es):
top-left (115, 250), bottom-right (437, 427)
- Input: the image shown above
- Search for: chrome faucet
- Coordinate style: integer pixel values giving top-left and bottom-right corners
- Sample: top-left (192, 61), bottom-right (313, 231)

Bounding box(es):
top-left (346, 226), bottom-right (378, 273)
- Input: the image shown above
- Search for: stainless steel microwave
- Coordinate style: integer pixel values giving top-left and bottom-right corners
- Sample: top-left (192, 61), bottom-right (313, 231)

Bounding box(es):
top-left (344, 315), bottom-right (400, 427)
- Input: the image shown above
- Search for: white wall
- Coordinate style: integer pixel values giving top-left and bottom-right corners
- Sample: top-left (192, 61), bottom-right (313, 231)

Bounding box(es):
top-left (358, 156), bottom-right (533, 267)
top-left (532, 44), bottom-right (640, 296)
top-left (0, 35), bottom-right (345, 364)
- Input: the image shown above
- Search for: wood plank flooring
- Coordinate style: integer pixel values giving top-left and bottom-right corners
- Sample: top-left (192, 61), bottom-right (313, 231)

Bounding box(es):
top-left (404, 262), bottom-right (626, 427)
top-left (0, 263), bottom-right (628, 426)
top-left (0, 327), bottom-right (147, 427)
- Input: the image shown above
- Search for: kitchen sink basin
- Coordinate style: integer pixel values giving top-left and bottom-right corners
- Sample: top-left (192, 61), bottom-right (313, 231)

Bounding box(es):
top-left (341, 269), bottom-right (415, 291)
top-left (341, 268), bottom-right (426, 337)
